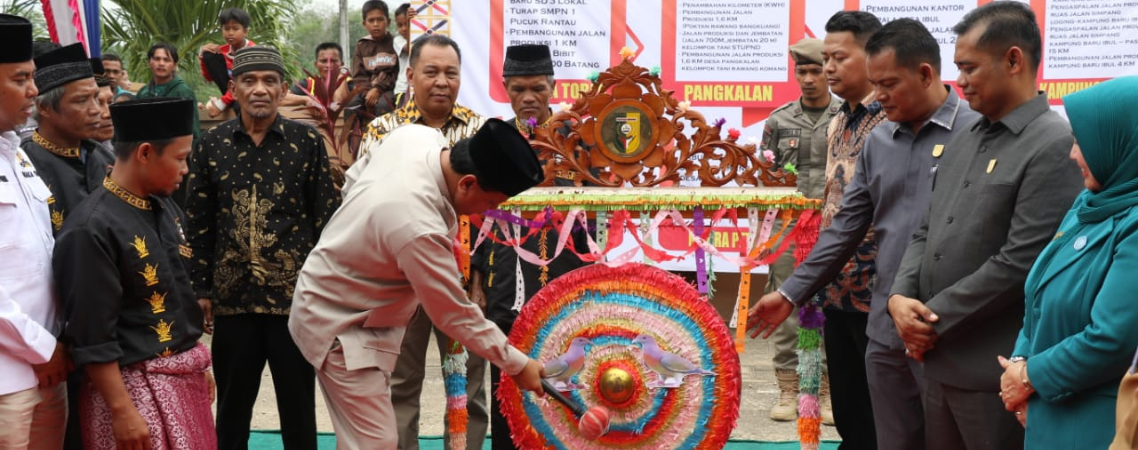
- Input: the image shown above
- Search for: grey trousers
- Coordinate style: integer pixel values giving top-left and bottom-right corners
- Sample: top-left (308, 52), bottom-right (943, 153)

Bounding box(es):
top-left (924, 378), bottom-right (1024, 450)
top-left (865, 337), bottom-right (925, 450)
top-left (391, 308), bottom-right (488, 450)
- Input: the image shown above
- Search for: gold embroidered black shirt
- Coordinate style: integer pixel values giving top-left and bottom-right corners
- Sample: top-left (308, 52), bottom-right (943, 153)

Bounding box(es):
top-left (54, 182), bottom-right (202, 367)
top-left (21, 135), bottom-right (114, 233)
top-left (186, 115), bottom-right (340, 316)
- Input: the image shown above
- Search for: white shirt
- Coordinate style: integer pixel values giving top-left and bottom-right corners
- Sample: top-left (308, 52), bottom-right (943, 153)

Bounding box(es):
top-left (393, 34), bottom-right (410, 95)
top-left (0, 130), bottom-right (59, 395)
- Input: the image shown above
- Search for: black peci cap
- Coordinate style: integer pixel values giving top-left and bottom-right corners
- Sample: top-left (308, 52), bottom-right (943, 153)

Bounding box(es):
top-left (33, 43), bottom-right (93, 92)
top-left (0, 14), bottom-right (33, 63)
top-left (469, 118), bottom-right (543, 196)
top-left (110, 98), bottom-right (197, 143)
top-left (503, 44), bottom-right (554, 77)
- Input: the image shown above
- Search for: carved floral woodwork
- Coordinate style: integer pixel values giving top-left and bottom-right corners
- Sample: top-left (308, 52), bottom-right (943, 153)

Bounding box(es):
top-left (526, 57), bottom-right (798, 188)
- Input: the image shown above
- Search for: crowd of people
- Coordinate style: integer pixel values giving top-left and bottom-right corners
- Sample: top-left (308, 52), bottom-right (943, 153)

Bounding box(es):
top-left (748, 4), bottom-right (1138, 450)
top-left (1, 1), bottom-right (1137, 450)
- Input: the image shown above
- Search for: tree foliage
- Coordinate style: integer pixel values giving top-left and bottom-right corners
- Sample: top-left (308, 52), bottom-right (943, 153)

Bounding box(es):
top-left (101, 0), bottom-right (302, 101)
top-left (291, 3), bottom-right (367, 70)
top-left (0, 0), bottom-right (49, 39)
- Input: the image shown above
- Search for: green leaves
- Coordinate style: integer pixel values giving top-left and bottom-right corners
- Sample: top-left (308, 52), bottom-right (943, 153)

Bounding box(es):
top-left (101, 0), bottom-right (302, 100)
top-left (0, 0), bottom-right (49, 39)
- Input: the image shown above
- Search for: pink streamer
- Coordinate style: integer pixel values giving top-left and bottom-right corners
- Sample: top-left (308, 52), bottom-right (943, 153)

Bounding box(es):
top-left (39, 0), bottom-right (59, 42)
top-left (445, 395), bottom-right (467, 410)
top-left (67, 0), bottom-right (86, 50)
top-left (470, 208), bottom-right (816, 270)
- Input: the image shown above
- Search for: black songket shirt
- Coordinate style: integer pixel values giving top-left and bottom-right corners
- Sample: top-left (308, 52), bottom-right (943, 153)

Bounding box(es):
top-left (186, 115), bottom-right (340, 316)
top-left (54, 178), bottom-right (203, 367)
top-left (21, 132), bottom-right (114, 234)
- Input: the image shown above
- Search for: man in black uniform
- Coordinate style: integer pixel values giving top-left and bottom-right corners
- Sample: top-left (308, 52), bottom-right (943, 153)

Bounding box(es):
top-left (53, 97), bottom-right (215, 449)
top-left (470, 44), bottom-right (591, 450)
top-left (22, 43), bottom-right (114, 234)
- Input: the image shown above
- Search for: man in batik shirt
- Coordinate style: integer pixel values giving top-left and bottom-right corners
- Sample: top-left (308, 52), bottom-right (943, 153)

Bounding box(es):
top-left (186, 46), bottom-right (337, 450)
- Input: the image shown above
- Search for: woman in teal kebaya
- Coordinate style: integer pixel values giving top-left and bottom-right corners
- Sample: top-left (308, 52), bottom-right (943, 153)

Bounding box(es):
top-left (998, 76), bottom-right (1138, 449)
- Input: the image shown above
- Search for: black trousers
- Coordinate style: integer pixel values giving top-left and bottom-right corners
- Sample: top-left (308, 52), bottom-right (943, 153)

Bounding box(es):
top-left (63, 371), bottom-right (84, 450)
top-left (212, 314), bottom-right (317, 450)
top-left (924, 379), bottom-right (1023, 450)
top-left (824, 308), bottom-right (878, 450)
top-left (200, 51), bottom-right (241, 117)
top-left (200, 51), bottom-right (230, 97)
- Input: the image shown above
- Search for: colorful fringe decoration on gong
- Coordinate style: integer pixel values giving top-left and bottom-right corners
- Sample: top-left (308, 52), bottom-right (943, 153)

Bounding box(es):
top-left (498, 263), bottom-right (741, 450)
top-left (792, 211), bottom-right (824, 449)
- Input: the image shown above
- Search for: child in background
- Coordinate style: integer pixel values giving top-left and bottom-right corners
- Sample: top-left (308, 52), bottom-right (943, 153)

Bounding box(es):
top-left (280, 42), bottom-right (347, 123)
top-left (289, 42), bottom-right (348, 98)
top-left (199, 7), bottom-right (255, 118)
top-left (392, 3), bottom-right (413, 108)
top-left (349, 0), bottom-right (399, 117)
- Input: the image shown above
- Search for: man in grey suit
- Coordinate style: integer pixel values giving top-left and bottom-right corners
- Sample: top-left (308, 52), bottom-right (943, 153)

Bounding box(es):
top-left (887, 3), bottom-right (1083, 449)
top-left (748, 18), bottom-right (979, 450)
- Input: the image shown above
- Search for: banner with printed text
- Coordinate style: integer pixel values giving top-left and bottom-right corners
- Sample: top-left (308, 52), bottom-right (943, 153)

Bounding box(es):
top-left (444, 0), bottom-right (1138, 133)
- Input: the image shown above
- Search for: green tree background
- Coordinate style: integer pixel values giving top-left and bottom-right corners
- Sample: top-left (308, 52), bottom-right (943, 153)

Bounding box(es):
top-left (101, 0), bottom-right (307, 102)
top-left (290, 3), bottom-right (368, 78)
top-left (0, 0), bottom-right (49, 39)
top-left (0, 0), bottom-right (388, 103)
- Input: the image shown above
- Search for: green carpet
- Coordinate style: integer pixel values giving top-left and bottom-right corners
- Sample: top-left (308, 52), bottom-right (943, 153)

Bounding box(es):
top-left (249, 431), bottom-right (840, 449)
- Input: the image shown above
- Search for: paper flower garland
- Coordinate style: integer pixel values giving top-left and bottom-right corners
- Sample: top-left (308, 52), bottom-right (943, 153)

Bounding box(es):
top-left (442, 342), bottom-right (469, 450)
top-left (498, 263), bottom-right (741, 450)
top-left (796, 304), bottom-right (825, 450)
top-left (763, 150), bottom-right (776, 163)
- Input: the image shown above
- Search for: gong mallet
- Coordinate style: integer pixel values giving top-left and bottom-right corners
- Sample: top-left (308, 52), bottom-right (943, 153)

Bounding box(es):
top-left (541, 380), bottom-right (612, 440)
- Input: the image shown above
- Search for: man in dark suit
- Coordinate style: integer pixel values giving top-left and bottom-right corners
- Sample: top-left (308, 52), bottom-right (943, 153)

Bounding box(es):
top-left (887, 3), bottom-right (1084, 449)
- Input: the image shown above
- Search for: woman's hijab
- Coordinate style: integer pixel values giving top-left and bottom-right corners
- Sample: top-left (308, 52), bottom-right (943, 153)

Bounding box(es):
top-left (1065, 76), bottom-right (1138, 223)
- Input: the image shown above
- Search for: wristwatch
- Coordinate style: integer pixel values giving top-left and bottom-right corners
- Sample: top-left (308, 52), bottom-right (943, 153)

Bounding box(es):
top-left (1008, 356), bottom-right (1027, 364)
